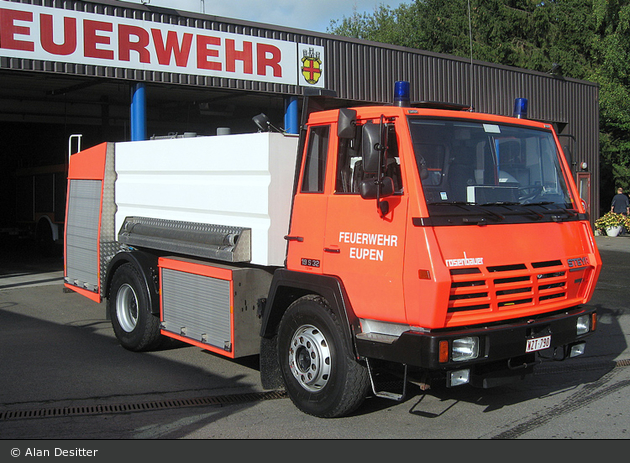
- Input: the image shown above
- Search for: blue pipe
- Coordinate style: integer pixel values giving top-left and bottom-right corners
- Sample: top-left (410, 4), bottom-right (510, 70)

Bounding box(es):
top-left (284, 96), bottom-right (298, 134)
top-left (131, 83), bottom-right (147, 141)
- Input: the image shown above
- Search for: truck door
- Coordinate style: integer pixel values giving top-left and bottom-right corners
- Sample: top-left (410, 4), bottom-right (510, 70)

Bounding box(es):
top-left (322, 122), bottom-right (409, 324)
top-left (285, 125), bottom-right (331, 273)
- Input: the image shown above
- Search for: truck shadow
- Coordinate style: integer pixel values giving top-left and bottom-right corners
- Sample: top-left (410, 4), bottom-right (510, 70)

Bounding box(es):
top-left (354, 353), bottom-right (620, 419)
top-left (0, 301), bottom-right (266, 439)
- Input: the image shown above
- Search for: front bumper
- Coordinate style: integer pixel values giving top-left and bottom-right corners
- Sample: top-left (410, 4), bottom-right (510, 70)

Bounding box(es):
top-left (355, 306), bottom-right (596, 386)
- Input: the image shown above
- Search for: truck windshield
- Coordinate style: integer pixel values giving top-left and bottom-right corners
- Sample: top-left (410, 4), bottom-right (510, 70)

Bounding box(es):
top-left (408, 117), bottom-right (577, 223)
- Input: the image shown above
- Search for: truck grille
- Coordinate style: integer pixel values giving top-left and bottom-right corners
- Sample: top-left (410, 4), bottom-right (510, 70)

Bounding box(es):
top-left (448, 259), bottom-right (566, 313)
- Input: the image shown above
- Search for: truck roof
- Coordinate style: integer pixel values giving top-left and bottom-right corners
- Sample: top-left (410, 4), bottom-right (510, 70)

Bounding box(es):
top-left (306, 104), bottom-right (553, 130)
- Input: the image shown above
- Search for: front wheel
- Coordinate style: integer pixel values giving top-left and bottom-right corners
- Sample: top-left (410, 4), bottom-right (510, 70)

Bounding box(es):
top-left (108, 263), bottom-right (162, 352)
top-left (277, 295), bottom-right (369, 418)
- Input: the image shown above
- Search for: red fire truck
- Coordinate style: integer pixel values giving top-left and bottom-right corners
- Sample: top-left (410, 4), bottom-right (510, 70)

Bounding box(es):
top-left (63, 82), bottom-right (601, 417)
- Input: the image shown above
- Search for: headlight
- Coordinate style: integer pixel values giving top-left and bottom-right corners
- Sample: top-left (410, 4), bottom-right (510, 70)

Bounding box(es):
top-left (451, 336), bottom-right (480, 362)
top-left (576, 314), bottom-right (591, 335)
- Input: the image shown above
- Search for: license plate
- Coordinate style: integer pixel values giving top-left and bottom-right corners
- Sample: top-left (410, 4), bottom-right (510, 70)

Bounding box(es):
top-left (526, 335), bottom-right (551, 353)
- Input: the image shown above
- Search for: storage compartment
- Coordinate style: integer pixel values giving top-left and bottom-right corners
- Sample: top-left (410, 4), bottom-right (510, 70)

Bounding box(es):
top-left (158, 257), bottom-right (273, 358)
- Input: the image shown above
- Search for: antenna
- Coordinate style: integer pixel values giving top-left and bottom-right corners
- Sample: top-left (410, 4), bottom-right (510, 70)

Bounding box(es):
top-left (467, 0), bottom-right (474, 111)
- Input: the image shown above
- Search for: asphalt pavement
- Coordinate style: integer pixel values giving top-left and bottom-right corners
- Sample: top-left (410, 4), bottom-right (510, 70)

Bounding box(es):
top-left (0, 232), bottom-right (628, 443)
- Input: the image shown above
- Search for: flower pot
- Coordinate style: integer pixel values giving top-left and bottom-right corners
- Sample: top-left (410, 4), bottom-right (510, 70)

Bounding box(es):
top-left (606, 226), bottom-right (622, 237)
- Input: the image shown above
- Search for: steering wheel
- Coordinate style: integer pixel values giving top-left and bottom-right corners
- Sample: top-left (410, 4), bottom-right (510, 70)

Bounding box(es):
top-left (518, 185), bottom-right (544, 202)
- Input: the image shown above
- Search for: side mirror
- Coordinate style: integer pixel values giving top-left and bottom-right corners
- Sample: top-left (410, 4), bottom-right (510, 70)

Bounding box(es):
top-left (252, 113), bottom-right (271, 132)
top-left (360, 176), bottom-right (395, 200)
top-left (338, 108), bottom-right (357, 139)
top-left (362, 121), bottom-right (384, 174)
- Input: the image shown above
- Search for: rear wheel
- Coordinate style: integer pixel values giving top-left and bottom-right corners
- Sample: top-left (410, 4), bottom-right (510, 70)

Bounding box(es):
top-left (108, 263), bottom-right (162, 352)
top-left (36, 219), bottom-right (57, 256)
top-left (277, 295), bottom-right (369, 418)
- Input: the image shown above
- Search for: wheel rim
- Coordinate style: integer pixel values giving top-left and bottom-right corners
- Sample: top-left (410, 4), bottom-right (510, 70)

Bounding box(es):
top-left (116, 283), bottom-right (138, 333)
top-left (288, 324), bottom-right (332, 392)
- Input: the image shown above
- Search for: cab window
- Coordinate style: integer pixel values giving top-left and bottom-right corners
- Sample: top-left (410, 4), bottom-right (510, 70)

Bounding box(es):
top-left (301, 126), bottom-right (330, 193)
top-left (335, 123), bottom-right (403, 194)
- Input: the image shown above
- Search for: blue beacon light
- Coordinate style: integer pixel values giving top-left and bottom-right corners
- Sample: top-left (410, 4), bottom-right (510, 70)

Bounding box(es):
top-left (513, 98), bottom-right (528, 118)
top-left (394, 81), bottom-right (411, 107)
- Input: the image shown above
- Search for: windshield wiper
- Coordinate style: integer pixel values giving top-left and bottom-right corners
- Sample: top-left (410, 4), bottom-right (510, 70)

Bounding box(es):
top-left (520, 202), bottom-right (579, 221)
top-left (477, 204), bottom-right (506, 221)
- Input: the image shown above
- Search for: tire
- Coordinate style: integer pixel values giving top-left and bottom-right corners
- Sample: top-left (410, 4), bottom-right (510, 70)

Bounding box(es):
top-left (277, 295), bottom-right (370, 418)
top-left (108, 263), bottom-right (162, 352)
top-left (36, 219), bottom-right (56, 257)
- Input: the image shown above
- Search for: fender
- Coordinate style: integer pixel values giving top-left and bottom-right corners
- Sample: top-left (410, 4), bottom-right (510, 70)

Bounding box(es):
top-left (104, 250), bottom-right (161, 315)
top-left (36, 216), bottom-right (59, 243)
top-left (259, 269), bottom-right (361, 390)
top-left (260, 269), bottom-right (360, 356)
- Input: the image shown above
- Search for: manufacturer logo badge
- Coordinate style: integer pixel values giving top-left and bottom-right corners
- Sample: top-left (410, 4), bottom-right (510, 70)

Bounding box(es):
top-left (568, 256), bottom-right (589, 268)
top-left (445, 252), bottom-right (484, 268)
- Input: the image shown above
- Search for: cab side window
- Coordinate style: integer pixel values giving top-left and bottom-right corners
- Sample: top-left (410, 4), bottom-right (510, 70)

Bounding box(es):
top-left (301, 126), bottom-right (330, 193)
top-left (335, 135), bottom-right (361, 193)
top-left (335, 123), bottom-right (402, 194)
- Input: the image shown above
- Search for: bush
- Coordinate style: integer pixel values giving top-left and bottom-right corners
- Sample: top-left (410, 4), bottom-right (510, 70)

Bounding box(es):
top-left (594, 211), bottom-right (630, 230)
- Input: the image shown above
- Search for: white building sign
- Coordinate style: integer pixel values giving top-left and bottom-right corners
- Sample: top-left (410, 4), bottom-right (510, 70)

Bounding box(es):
top-left (0, 2), bottom-right (325, 88)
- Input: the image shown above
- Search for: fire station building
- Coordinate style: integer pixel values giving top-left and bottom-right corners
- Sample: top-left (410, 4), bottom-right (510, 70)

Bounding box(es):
top-left (0, 0), bottom-right (600, 246)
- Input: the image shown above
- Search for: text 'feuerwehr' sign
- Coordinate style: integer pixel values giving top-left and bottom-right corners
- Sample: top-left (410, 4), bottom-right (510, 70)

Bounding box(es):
top-left (0, 2), bottom-right (325, 87)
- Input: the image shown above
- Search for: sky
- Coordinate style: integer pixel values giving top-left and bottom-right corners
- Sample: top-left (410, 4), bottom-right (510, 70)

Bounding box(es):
top-left (127, 0), bottom-right (410, 33)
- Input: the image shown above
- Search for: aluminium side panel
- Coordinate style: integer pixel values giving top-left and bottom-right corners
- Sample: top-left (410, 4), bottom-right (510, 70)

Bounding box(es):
top-left (159, 257), bottom-right (273, 358)
top-left (64, 142), bottom-right (118, 302)
top-left (65, 179), bottom-right (102, 292)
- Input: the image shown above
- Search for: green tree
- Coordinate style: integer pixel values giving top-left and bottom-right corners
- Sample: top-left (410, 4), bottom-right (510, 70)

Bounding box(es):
top-left (329, 1), bottom-right (596, 77)
top-left (590, 0), bottom-right (630, 199)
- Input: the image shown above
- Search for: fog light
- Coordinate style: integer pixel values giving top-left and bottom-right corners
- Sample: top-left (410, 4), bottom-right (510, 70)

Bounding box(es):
top-left (452, 336), bottom-right (479, 362)
top-left (570, 342), bottom-right (586, 357)
top-left (449, 369), bottom-right (470, 386)
top-left (577, 315), bottom-right (591, 335)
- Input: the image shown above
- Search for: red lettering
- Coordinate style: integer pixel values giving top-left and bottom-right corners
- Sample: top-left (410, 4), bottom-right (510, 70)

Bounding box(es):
top-left (40, 14), bottom-right (76, 55)
top-left (257, 43), bottom-right (282, 77)
top-left (151, 29), bottom-right (192, 66)
top-left (0, 8), bottom-right (34, 51)
top-left (118, 24), bottom-right (150, 63)
top-left (83, 19), bottom-right (113, 59)
top-left (196, 35), bottom-right (221, 70)
top-left (225, 39), bottom-right (252, 74)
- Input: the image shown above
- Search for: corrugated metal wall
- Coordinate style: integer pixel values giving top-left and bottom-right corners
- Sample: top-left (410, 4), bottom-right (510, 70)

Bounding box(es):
top-left (1, 0), bottom-right (601, 219)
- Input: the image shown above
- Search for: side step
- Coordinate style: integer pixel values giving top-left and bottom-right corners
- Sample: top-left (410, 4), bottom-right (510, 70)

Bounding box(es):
top-left (365, 358), bottom-right (408, 401)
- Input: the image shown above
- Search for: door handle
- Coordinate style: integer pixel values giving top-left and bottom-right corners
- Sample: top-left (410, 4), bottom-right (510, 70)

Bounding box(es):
top-left (324, 247), bottom-right (340, 253)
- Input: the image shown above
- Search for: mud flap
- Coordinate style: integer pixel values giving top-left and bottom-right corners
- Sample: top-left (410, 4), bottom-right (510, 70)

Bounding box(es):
top-left (260, 335), bottom-right (284, 390)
